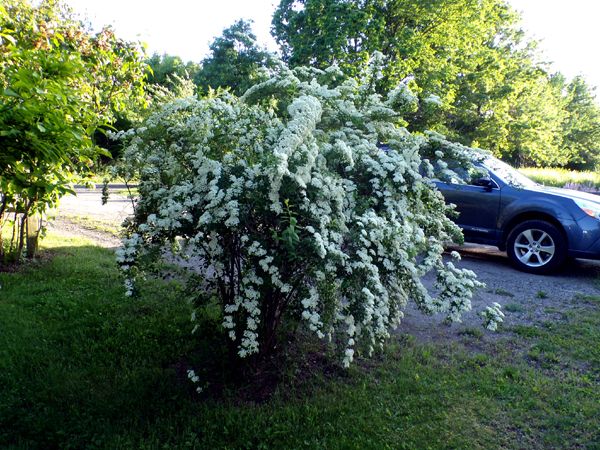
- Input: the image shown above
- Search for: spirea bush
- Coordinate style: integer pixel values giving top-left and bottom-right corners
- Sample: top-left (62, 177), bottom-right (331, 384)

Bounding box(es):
top-left (116, 58), bottom-right (497, 367)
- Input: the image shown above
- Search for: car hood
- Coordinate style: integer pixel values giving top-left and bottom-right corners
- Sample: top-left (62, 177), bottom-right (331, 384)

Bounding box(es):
top-left (529, 184), bottom-right (600, 204)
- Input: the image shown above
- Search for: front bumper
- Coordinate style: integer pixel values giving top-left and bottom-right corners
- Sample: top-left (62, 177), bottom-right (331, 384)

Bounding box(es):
top-left (566, 215), bottom-right (600, 260)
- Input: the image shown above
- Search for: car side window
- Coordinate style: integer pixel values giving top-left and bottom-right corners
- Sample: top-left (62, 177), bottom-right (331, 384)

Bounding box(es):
top-left (466, 167), bottom-right (494, 186)
top-left (435, 165), bottom-right (491, 186)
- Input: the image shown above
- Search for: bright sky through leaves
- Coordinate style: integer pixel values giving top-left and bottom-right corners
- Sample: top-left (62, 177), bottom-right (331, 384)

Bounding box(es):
top-left (66, 0), bottom-right (600, 90)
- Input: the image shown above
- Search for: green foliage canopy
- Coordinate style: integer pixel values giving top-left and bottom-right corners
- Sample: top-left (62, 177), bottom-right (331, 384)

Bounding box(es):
top-left (195, 19), bottom-right (277, 96)
top-left (272, 0), bottom-right (600, 169)
top-left (146, 53), bottom-right (200, 90)
top-left (559, 76), bottom-right (600, 170)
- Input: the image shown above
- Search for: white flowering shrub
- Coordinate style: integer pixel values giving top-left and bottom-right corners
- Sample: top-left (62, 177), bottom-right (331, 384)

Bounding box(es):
top-left (117, 58), bottom-right (491, 367)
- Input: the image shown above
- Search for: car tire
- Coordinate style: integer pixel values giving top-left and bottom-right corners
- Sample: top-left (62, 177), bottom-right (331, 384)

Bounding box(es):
top-left (506, 220), bottom-right (567, 274)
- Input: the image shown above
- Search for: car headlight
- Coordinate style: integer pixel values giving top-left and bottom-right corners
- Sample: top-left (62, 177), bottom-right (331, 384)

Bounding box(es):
top-left (573, 198), bottom-right (600, 220)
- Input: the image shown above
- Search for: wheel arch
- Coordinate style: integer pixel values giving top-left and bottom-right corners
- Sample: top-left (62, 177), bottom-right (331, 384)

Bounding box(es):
top-left (499, 212), bottom-right (568, 251)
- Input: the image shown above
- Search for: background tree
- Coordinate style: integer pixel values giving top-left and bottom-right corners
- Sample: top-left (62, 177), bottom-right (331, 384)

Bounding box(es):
top-left (272, 0), bottom-right (518, 96)
top-left (0, 0), bottom-right (147, 262)
top-left (195, 19), bottom-right (276, 95)
top-left (272, 0), bottom-right (371, 76)
top-left (559, 76), bottom-right (600, 170)
top-left (272, 0), bottom-right (599, 168)
top-left (454, 59), bottom-right (567, 167)
top-left (146, 53), bottom-right (200, 89)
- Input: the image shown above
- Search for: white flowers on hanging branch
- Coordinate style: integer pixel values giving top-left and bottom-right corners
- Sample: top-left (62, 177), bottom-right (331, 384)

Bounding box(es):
top-left (115, 53), bottom-right (501, 367)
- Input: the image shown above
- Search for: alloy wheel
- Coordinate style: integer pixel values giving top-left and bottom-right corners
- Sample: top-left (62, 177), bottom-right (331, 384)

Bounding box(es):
top-left (513, 228), bottom-right (556, 268)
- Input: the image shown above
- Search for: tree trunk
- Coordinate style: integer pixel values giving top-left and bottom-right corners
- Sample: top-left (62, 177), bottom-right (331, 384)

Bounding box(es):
top-left (25, 213), bottom-right (41, 259)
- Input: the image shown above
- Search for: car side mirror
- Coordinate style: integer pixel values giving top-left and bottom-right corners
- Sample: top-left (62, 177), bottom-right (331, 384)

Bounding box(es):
top-left (473, 176), bottom-right (494, 191)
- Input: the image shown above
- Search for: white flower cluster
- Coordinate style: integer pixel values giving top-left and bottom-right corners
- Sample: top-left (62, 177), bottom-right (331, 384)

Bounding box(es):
top-left (115, 233), bottom-right (141, 296)
top-left (423, 94), bottom-right (443, 107)
top-left (186, 369), bottom-right (204, 394)
top-left (480, 302), bottom-right (505, 331)
top-left (116, 57), bottom-right (495, 366)
top-left (385, 83), bottom-right (418, 114)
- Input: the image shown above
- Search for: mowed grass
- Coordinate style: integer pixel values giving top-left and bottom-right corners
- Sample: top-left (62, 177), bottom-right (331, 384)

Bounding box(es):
top-left (520, 167), bottom-right (600, 191)
top-left (1, 234), bottom-right (599, 449)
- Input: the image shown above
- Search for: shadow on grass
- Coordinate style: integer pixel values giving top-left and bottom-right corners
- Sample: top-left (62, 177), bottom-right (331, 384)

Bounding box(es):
top-left (0, 242), bottom-right (197, 448)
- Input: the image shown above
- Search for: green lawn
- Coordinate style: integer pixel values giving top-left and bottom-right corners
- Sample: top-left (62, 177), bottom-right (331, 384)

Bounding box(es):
top-left (1, 234), bottom-right (599, 449)
top-left (519, 167), bottom-right (600, 191)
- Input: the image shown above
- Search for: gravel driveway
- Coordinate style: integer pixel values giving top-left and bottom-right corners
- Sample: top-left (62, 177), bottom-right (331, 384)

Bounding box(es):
top-left (404, 243), bottom-right (600, 343)
top-left (51, 187), bottom-right (600, 343)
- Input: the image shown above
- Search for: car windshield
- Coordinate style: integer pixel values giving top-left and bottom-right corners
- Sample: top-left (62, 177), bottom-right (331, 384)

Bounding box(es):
top-left (482, 157), bottom-right (538, 188)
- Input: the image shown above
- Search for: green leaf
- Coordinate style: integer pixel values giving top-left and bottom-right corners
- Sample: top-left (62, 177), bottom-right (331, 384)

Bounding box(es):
top-left (3, 88), bottom-right (19, 97)
top-left (96, 147), bottom-right (112, 158)
top-left (0, 33), bottom-right (16, 45)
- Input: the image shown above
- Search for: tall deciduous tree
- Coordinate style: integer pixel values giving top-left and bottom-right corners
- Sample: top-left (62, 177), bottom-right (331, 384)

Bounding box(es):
top-left (0, 0), bottom-right (147, 262)
top-left (273, 0), bottom-right (518, 95)
top-left (559, 76), bottom-right (600, 170)
top-left (195, 19), bottom-right (276, 95)
top-left (271, 0), bottom-right (592, 168)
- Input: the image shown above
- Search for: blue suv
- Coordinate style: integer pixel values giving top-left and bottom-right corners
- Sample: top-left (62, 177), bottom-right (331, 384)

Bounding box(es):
top-left (434, 156), bottom-right (600, 274)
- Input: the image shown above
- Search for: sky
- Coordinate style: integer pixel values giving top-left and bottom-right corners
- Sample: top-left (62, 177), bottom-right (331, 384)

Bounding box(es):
top-left (508, 0), bottom-right (600, 90)
top-left (65, 0), bottom-right (600, 91)
top-left (65, 0), bottom-right (280, 60)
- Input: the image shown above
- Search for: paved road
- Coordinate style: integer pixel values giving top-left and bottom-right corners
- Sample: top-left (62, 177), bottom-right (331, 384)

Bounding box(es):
top-left (47, 187), bottom-right (134, 247)
top-left (52, 187), bottom-right (134, 225)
